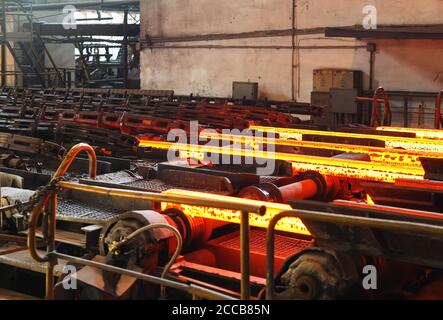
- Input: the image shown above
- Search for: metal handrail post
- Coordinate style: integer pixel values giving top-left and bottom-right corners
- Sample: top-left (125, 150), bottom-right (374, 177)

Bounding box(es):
top-left (45, 194), bottom-right (56, 299)
top-left (240, 210), bottom-right (250, 300)
top-left (27, 143), bottom-right (97, 299)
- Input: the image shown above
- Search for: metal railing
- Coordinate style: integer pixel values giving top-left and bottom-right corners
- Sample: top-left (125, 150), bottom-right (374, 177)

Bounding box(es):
top-left (0, 69), bottom-right (73, 87)
top-left (356, 86), bottom-right (392, 127)
top-left (27, 143), bottom-right (266, 300)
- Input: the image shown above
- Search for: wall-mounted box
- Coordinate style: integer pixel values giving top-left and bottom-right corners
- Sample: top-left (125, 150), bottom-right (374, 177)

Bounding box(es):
top-left (313, 69), bottom-right (363, 92)
top-left (333, 70), bottom-right (363, 90)
top-left (233, 82), bottom-right (259, 100)
top-left (313, 70), bottom-right (334, 92)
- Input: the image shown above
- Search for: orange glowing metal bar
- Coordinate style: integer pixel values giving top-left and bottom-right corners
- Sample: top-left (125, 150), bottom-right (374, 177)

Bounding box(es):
top-left (377, 127), bottom-right (443, 140)
top-left (161, 189), bottom-right (311, 236)
top-left (250, 125), bottom-right (443, 153)
top-left (138, 140), bottom-right (424, 183)
top-left (200, 132), bottom-right (443, 167)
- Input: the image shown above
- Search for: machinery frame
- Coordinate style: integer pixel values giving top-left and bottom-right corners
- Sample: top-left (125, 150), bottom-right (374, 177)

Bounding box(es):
top-left (26, 143), bottom-right (267, 300)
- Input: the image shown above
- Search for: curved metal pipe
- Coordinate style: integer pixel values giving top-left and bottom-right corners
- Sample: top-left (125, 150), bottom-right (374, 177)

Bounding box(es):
top-left (53, 143), bottom-right (97, 179)
top-left (28, 143), bottom-right (97, 263)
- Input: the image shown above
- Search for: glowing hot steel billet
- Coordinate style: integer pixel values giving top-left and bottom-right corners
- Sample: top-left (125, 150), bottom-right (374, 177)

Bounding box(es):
top-left (138, 139), bottom-right (424, 183)
top-left (161, 189), bottom-right (311, 236)
top-left (250, 125), bottom-right (443, 153)
top-left (377, 126), bottom-right (443, 140)
top-left (199, 131), bottom-right (443, 168)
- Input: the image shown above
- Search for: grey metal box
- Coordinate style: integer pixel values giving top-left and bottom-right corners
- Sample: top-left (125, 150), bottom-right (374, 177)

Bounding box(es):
top-left (233, 82), bottom-right (258, 100)
top-left (330, 88), bottom-right (359, 114)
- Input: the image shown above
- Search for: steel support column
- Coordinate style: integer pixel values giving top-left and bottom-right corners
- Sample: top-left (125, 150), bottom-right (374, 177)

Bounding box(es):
top-left (1, 0), bottom-right (6, 86)
top-left (123, 10), bottom-right (128, 88)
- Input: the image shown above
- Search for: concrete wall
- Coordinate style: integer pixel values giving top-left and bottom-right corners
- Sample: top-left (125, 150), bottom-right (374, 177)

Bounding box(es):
top-left (141, 0), bottom-right (296, 99)
top-left (140, 0), bottom-right (443, 127)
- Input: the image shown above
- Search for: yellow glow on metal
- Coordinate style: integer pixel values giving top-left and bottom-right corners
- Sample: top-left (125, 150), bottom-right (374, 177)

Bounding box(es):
top-left (161, 189), bottom-right (311, 236)
top-left (250, 125), bottom-right (443, 153)
top-left (367, 194), bottom-right (375, 205)
top-left (138, 139), bottom-right (424, 183)
top-left (200, 132), bottom-right (443, 167)
top-left (377, 126), bottom-right (443, 140)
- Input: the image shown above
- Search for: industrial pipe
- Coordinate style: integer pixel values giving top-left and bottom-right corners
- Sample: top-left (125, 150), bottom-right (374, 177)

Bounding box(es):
top-left (28, 143), bottom-right (97, 263)
top-left (5, 0), bottom-right (139, 11)
top-left (27, 143), bottom-right (97, 300)
top-left (239, 172), bottom-right (337, 203)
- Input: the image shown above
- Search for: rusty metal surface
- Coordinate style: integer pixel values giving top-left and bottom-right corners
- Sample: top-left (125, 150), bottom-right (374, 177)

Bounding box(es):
top-left (71, 255), bottom-right (140, 297)
top-left (362, 181), bottom-right (443, 212)
top-left (92, 168), bottom-right (237, 194)
top-left (123, 178), bottom-right (232, 195)
top-left (158, 169), bottom-right (234, 194)
top-left (259, 176), bottom-right (284, 184)
top-left (157, 162), bottom-right (261, 191)
top-left (0, 248), bottom-right (66, 276)
top-left (0, 243), bottom-right (26, 256)
top-left (34, 228), bottom-right (86, 248)
top-left (95, 170), bottom-right (141, 184)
